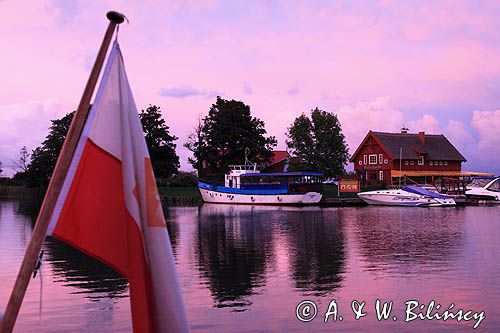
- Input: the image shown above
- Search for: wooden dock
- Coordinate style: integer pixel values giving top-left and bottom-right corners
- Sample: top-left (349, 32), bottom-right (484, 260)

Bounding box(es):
top-left (322, 197), bottom-right (367, 206)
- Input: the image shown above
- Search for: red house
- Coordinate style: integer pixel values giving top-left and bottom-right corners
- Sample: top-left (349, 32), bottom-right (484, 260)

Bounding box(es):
top-left (350, 130), bottom-right (468, 185)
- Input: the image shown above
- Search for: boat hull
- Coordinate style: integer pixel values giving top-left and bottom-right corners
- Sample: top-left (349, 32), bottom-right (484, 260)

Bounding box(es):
top-left (357, 189), bottom-right (456, 207)
top-left (199, 187), bottom-right (322, 205)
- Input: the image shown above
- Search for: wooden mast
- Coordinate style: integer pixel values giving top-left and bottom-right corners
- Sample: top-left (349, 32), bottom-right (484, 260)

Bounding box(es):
top-left (0, 11), bottom-right (125, 333)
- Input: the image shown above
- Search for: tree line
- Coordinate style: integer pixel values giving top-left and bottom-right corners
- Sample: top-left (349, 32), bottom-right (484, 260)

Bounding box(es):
top-left (3, 96), bottom-right (349, 187)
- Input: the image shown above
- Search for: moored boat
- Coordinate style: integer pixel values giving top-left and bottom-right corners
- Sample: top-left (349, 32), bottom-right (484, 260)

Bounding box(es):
top-left (465, 176), bottom-right (500, 202)
top-left (357, 185), bottom-right (456, 207)
top-left (198, 165), bottom-right (323, 205)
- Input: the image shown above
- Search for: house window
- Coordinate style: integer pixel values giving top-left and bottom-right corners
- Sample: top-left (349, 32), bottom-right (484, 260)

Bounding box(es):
top-left (444, 161), bottom-right (448, 166)
top-left (358, 160), bottom-right (362, 165)
top-left (410, 161), bottom-right (414, 165)
top-left (418, 156), bottom-right (424, 165)
top-left (379, 154), bottom-right (383, 164)
top-left (405, 160), bottom-right (409, 165)
top-left (369, 154), bottom-right (377, 164)
top-left (379, 170), bottom-right (384, 181)
top-left (439, 161), bottom-right (443, 166)
top-left (363, 155), bottom-right (367, 165)
top-left (429, 161), bottom-right (433, 166)
top-left (384, 159), bottom-right (388, 164)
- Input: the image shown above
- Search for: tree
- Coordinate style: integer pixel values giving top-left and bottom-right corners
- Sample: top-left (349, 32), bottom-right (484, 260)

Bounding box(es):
top-left (139, 105), bottom-right (179, 179)
top-left (25, 112), bottom-right (74, 187)
top-left (183, 115), bottom-right (206, 171)
top-left (286, 107), bottom-right (349, 178)
top-left (0, 160), bottom-right (3, 177)
top-left (13, 146), bottom-right (30, 173)
top-left (187, 96), bottom-right (277, 179)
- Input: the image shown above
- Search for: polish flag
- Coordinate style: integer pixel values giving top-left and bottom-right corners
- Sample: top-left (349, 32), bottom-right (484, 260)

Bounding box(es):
top-left (47, 42), bottom-right (190, 332)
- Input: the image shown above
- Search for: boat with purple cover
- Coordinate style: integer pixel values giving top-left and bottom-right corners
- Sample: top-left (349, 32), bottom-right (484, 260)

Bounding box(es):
top-left (357, 185), bottom-right (456, 206)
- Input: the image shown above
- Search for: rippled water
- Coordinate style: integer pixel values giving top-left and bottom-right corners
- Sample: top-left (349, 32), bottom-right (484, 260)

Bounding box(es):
top-left (1, 200), bottom-right (499, 332)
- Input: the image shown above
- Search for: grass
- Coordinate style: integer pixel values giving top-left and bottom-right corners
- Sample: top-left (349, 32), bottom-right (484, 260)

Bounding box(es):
top-left (157, 186), bottom-right (200, 198)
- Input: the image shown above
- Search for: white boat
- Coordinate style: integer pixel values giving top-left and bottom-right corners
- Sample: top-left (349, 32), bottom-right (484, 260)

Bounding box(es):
top-left (198, 165), bottom-right (323, 205)
top-left (466, 177), bottom-right (500, 202)
top-left (357, 185), bottom-right (456, 206)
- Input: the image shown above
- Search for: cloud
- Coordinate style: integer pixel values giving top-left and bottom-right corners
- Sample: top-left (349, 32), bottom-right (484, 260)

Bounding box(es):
top-left (158, 85), bottom-right (205, 98)
top-left (443, 120), bottom-right (473, 153)
top-left (337, 96), bottom-right (404, 152)
top-left (408, 114), bottom-right (441, 134)
top-left (287, 87), bottom-right (300, 96)
top-left (471, 110), bottom-right (500, 155)
top-left (0, 99), bottom-right (64, 176)
top-left (243, 83), bottom-right (253, 95)
top-left (158, 86), bottom-right (223, 99)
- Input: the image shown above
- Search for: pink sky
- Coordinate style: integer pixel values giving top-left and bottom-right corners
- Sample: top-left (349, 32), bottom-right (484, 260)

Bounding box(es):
top-left (0, 0), bottom-right (499, 176)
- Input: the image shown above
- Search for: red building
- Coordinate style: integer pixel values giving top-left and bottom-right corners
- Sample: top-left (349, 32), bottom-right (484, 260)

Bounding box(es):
top-left (350, 130), bottom-right (469, 185)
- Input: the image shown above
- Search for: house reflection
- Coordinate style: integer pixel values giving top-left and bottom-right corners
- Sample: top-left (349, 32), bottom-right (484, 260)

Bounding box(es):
top-left (44, 237), bottom-right (129, 300)
top-left (195, 204), bottom-right (275, 310)
top-left (283, 209), bottom-right (346, 296)
top-left (346, 207), bottom-right (465, 274)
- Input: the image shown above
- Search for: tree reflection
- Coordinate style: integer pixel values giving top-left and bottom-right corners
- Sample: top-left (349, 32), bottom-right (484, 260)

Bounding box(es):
top-left (284, 209), bottom-right (346, 296)
top-left (195, 205), bottom-right (275, 310)
top-left (44, 237), bottom-right (128, 300)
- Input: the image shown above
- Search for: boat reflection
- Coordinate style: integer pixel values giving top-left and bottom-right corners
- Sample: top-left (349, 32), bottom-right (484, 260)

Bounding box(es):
top-left (345, 207), bottom-right (465, 274)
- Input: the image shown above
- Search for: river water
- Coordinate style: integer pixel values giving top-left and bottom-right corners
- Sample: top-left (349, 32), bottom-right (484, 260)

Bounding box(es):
top-left (0, 200), bottom-right (499, 332)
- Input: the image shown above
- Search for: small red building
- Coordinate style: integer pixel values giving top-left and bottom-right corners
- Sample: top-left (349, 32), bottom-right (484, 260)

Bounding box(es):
top-left (350, 130), bottom-right (468, 185)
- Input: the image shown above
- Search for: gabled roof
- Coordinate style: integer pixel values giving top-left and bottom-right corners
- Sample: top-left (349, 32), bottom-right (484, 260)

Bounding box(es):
top-left (269, 150), bottom-right (290, 164)
top-left (350, 131), bottom-right (466, 162)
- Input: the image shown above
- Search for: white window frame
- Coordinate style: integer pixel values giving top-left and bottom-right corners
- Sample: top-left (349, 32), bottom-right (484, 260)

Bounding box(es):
top-left (444, 161), bottom-right (448, 166)
top-left (418, 156), bottom-right (424, 165)
top-left (379, 154), bottom-right (383, 164)
top-left (429, 161), bottom-right (433, 165)
top-left (405, 160), bottom-right (409, 165)
top-left (410, 161), bottom-right (414, 165)
top-left (439, 161), bottom-right (443, 166)
top-left (379, 170), bottom-right (384, 181)
top-left (369, 154), bottom-right (377, 164)
top-left (358, 160), bottom-right (362, 165)
top-left (363, 155), bottom-right (367, 165)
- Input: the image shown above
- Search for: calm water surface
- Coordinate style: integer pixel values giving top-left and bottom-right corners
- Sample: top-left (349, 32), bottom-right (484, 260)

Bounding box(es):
top-left (1, 199), bottom-right (499, 332)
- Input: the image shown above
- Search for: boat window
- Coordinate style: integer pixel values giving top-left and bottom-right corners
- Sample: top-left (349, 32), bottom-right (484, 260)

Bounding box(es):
top-left (487, 179), bottom-right (500, 192)
top-left (469, 178), bottom-right (494, 188)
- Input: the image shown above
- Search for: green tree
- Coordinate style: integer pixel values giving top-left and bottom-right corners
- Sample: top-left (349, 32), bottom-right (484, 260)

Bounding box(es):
top-left (187, 96), bottom-right (277, 178)
top-left (26, 112), bottom-right (74, 187)
top-left (286, 107), bottom-right (349, 178)
top-left (139, 105), bottom-right (179, 179)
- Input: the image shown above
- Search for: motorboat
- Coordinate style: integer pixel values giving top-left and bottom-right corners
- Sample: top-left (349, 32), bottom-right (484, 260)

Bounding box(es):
top-left (357, 185), bottom-right (456, 206)
top-left (465, 177), bottom-right (500, 202)
top-left (198, 164), bottom-right (323, 205)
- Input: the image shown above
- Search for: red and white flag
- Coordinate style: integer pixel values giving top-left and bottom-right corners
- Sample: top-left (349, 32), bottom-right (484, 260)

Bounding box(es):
top-left (47, 42), bottom-right (190, 332)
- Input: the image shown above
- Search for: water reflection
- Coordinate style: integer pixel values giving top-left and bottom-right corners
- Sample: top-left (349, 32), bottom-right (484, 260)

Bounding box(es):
top-left (347, 207), bottom-right (465, 274)
top-left (44, 237), bottom-right (129, 300)
top-left (196, 204), bottom-right (275, 310)
top-left (284, 209), bottom-right (346, 296)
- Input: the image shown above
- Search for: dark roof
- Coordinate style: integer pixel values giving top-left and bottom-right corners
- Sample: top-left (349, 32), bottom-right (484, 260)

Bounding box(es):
top-left (241, 172), bottom-right (324, 177)
top-left (372, 132), bottom-right (466, 161)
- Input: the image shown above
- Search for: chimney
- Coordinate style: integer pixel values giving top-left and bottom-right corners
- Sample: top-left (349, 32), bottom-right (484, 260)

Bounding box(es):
top-left (418, 131), bottom-right (426, 144)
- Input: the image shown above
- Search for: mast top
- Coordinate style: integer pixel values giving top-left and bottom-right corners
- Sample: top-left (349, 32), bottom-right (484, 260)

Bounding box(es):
top-left (106, 11), bottom-right (126, 24)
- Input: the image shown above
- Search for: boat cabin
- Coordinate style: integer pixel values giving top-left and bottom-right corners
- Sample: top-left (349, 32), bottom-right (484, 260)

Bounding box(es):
top-left (240, 172), bottom-right (324, 194)
top-left (224, 164), bottom-right (261, 188)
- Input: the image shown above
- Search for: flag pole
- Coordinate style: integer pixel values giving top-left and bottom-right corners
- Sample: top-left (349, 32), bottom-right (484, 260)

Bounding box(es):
top-left (0, 11), bottom-right (125, 333)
